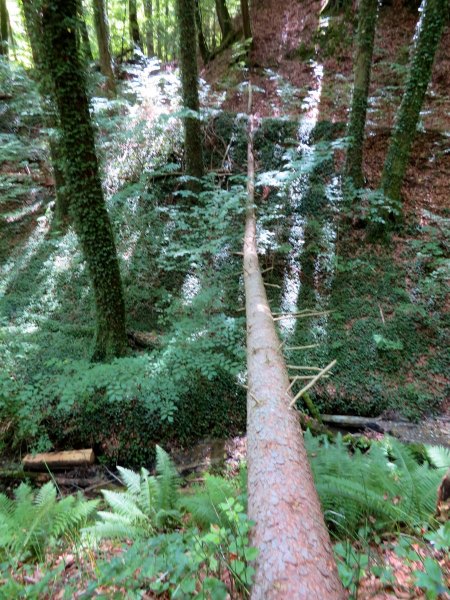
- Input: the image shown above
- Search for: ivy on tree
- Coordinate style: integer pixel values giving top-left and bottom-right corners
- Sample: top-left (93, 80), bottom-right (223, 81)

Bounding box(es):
top-left (39, 0), bottom-right (128, 361)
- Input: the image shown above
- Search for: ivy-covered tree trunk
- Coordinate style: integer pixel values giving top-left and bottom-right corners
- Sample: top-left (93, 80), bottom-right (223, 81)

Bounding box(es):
top-left (0, 0), bottom-right (9, 57)
top-left (176, 0), bottom-right (204, 181)
top-left (22, 0), bottom-right (70, 230)
top-left (92, 0), bottom-right (116, 96)
top-left (380, 0), bottom-right (447, 210)
top-left (194, 0), bottom-right (210, 63)
top-left (129, 0), bottom-right (142, 50)
top-left (345, 0), bottom-right (378, 188)
top-left (143, 0), bottom-right (154, 56)
top-left (215, 0), bottom-right (232, 40)
top-left (240, 0), bottom-right (252, 41)
top-left (40, 0), bottom-right (128, 361)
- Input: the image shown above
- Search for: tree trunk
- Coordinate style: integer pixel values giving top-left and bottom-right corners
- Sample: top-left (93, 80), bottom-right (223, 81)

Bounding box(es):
top-left (244, 114), bottom-right (344, 599)
top-left (345, 0), bottom-right (378, 188)
top-left (155, 0), bottom-right (161, 57)
top-left (0, 0), bottom-right (9, 57)
top-left (129, 0), bottom-right (142, 50)
top-left (215, 0), bottom-right (232, 39)
top-left (79, 11), bottom-right (94, 62)
top-left (380, 0), bottom-right (446, 210)
top-left (176, 0), bottom-right (204, 182)
top-left (40, 0), bottom-right (128, 361)
top-left (240, 0), bottom-right (252, 41)
top-left (143, 0), bottom-right (154, 56)
top-left (22, 0), bottom-right (70, 230)
top-left (194, 0), bottom-right (210, 63)
top-left (92, 0), bottom-right (116, 96)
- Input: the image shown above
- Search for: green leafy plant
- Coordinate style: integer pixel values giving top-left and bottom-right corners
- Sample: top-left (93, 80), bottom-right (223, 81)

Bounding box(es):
top-left (0, 481), bottom-right (98, 563)
top-left (305, 432), bottom-right (450, 535)
top-left (85, 445), bottom-right (181, 540)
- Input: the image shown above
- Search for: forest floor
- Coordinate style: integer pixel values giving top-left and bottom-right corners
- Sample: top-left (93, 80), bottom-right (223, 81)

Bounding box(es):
top-left (203, 0), bottom-right (450, 431)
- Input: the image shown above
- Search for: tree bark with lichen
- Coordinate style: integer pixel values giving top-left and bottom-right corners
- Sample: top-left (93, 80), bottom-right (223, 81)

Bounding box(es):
top-left (345, 0), bottom-right (378, 189)
top-left (380, 0), bottom-right (447, 216)
top-left (175, 0), bottom-right (204, 182)
top-left (39, 0), bottom-right (128, 361)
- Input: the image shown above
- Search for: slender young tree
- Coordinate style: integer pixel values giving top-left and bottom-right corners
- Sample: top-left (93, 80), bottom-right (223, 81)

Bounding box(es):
top-left (39, 0), bottom-right (128, 360)
top-left (240, 0), bottom-right (252, 41)
top-left (215, 0), bottom-right (232, 40)
top-left (0, 0), bottom-right (9, 57)
top-left (155, 0), bottom-right (161, 56)
top-left (79, 4), bottom-right (94, 62)
top-left (380, 0), bottom-right (447, 211)
top-left (92, 0), bottom-right (116, 96)
top-left (129, 0), bottom-right (142, 50)
top-left (345, 0), bottom-right (379, 188)
top-left (176, 0), bottom-right (204, 181)
top-left (195, 0), bottom-right (210, 63)
top-left (143, 0), bottom-right (154, 56)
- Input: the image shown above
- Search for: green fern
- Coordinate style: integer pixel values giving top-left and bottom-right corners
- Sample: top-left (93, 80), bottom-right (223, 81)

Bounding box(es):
top-left (85, 445), bottom-right (182, 541)
top-left (0, 481), bottom-right (98, 563)
top-left (304, 432), bottom-right (450, 536)
top-left (180, 474), bottom-right (238, 528)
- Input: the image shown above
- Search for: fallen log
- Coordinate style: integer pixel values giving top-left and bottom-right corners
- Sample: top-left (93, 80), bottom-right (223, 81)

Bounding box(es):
top-left (243, 106), bottom-right (343, 599)
top-left (22, 449), bottom-right (95, 471)
top-left (321, 414), bottom-right (385, 432)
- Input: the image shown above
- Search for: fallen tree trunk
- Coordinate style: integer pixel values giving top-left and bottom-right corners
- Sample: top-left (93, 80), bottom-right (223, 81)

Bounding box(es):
top-left (243, 112), bottom-right (343, 599)
top-left (23, 449), bottom-right (95, 471)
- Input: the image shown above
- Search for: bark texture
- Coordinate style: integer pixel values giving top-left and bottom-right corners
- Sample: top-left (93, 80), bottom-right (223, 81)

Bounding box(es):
top-left (0, 0), bottom-right (8, 56)
top-left (244, 117), bottom-right (343, 600)
top-left (40, 0), bottom-right (127, 361)
top-left (345, 0), bottom-right (378, 188)
top-left (129, 0), bottom-right (143, 50)
top-left (92, 0), bottom-right (116, 95)
top-left (22, 0), bottom-right (70, 229)
top-left (176, 0), bottom-right (204, 181)
top-left (381, 0), bottom-right (447, 206)
top-left (143, 0), bottom-right (154, 56)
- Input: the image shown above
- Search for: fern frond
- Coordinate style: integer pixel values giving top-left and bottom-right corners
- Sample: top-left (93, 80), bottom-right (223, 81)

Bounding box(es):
top-left (425, 445), bottom-right (450, 469)
top-left (117, 466), bottom-right (142, 496)
top-left (155, 445), bottom-right (180, 511)
top-left (102, 490), bottom-right (147, 522)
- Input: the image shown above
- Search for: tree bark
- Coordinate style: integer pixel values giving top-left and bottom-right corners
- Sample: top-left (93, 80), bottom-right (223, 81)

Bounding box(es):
top-left (143, 0), bottom-right (154, 56)
top-left (129, 0), bottom-right (143, 50)
top-left (240, 0), bottom-right (252, 41)
top-left (176, 0), bottom-right (204, 182)
top-left (195, 0), bottom-right (210, 63)
top-left (40, 0), bottom-right (128, 361)
top-left (380, 0), bottom-right (447, 210)
top-left (215, 0), bottom-right (232, 39)
top-left (244, 114), bottom-right (343, 599)
top-left (22, 0), bottom-right (70, 230)
top-left (92, 0), bottom-right (116, 96)
top-left (345, 0), bottom-right (378, 188)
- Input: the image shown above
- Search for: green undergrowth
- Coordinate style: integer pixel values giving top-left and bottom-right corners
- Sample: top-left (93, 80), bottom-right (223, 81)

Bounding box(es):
top-left (1, 437), bottom-right (448, 598)
top-left (254, 119), bottom-right (449, 420)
